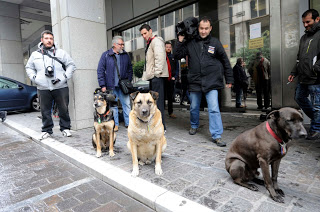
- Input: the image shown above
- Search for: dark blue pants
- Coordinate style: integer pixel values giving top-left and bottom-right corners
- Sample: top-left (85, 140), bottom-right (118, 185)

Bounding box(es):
top-left (295, 83), bottom-right (320, 132)
top-left (38, 87), bottom-right (71, 133)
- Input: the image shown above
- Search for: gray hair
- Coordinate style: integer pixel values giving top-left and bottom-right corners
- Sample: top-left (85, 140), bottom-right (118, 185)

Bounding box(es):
top-left (112, 36), bottom-right (124, 47)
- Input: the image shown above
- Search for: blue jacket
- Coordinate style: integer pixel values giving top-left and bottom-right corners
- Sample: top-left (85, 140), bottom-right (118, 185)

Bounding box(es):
top-left (97, 48), bottom-right (133, 89)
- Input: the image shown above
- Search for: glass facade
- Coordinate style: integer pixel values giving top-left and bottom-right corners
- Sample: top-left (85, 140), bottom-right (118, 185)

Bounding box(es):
top-left (122, 3), bottom-right (199, 62)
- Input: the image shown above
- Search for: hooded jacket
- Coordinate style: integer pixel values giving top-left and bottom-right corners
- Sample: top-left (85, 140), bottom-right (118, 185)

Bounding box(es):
top-left (142, 36), bottom-right (169, 80)
top-left (97, 48), bottom-right (133, 90)
top-left (174, 35), bottom-right (233, 93)
top-left (291, 21), bottom-right (320, 84)
top-left (26, 43), bottom-right (76, 91)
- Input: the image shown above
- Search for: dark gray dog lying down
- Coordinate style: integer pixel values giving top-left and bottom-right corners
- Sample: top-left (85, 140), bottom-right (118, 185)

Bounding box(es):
top-left (225, 107), bottom-right (307, 203)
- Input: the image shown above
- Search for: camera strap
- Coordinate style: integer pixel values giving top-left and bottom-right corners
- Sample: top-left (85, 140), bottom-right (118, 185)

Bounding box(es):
top-left (38, 48), bottom-right (66, 71)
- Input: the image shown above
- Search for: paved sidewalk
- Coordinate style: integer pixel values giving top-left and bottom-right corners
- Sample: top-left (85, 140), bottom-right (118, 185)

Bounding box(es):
top-left (3, 109), bottom-right (320, 212)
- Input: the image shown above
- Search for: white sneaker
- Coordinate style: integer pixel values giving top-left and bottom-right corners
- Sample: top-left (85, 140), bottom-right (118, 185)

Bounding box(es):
top-left (40, 132), bottom-right (51, 140)
top-left (62, 129), bottom-right (72, 137)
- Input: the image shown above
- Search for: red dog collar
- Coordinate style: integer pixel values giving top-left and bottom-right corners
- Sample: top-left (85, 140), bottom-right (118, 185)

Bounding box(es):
top-left (266, 121), bottom-right (282, 143)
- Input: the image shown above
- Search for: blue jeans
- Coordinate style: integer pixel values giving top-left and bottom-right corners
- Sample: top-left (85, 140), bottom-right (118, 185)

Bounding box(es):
top-left (295, 83), bottom-right (320, 132)
top-left (112, 87), bottom-right (131, 127)
top-left (189, 90), bottom-right (223, 139)
top-left (235, 87), bottom-right (243, 106)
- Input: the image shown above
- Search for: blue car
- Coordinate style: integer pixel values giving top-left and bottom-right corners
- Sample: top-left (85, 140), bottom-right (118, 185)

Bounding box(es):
top-left (0, 76), bottom-right (40, 112)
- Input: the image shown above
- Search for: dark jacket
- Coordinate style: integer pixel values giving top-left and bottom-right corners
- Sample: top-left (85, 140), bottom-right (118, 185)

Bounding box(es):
top-left (167, 52), bottom-right (179, 79)
top-left (233, 63), bottom-right (248, 91)
top-left (97, 48), bottom-right (133, 89)
top-left (174, 35), bottom-right (233, 93)
top-left (291, 22), bottom-right (320, 85)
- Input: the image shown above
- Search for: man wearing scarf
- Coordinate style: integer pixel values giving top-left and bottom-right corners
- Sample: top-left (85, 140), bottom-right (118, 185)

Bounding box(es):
top-left (174, 17), bottom-right (233, 147)
top-left (140, 24), bottom-right (169, 131)
top-left (288, 9), bottom-right (320, 140)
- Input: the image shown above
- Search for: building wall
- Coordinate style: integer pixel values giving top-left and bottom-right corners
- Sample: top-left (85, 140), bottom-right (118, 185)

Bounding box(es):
top-left (0, 1), bottom-right (25, 83)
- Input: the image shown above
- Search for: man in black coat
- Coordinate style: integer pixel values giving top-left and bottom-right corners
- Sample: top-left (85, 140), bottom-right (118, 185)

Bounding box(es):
top-left (288, 9), bottom-right (320, 140)
top-left (174, 16), bottom-right (234, 147)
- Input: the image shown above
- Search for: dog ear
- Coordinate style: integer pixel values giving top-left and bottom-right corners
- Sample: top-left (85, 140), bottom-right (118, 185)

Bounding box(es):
top-left (266, 110), bottom-right (280, 120)
top-left (149, 91), bottom-right (159, 100)
top-left (130, 91), bottom-right (140, 101)
top-left (104, 93), bottom-right (116, 102)
top-left (94, 88), bottom-right (101, 95)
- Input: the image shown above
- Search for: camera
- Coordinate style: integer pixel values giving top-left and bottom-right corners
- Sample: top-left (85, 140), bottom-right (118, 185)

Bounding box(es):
top-left (51, 78), bottom-right (60, 84)
top-left (175, 17), bottom-right (199, 40)
top-left (45, 66), bottom-right (54, 77)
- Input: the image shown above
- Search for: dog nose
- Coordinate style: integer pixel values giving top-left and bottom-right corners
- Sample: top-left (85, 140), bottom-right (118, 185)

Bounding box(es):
top-left (142, 109), bottom-right (148, 115)
top-left (299, 127), bottom-right (307, 138)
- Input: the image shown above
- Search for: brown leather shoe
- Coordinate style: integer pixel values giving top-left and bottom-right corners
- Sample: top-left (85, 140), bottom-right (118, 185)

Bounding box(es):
top-left (114, 126), bottom-right (119, 132)
top-left (169, 113), bottom-right (177, 118)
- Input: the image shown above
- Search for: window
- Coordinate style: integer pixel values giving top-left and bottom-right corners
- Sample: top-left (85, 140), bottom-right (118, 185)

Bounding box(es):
top-left (0, 79), bottom-right (19, 89)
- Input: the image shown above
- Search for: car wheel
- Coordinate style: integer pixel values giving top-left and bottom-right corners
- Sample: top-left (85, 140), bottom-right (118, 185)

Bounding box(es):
top-left (31, 96), bottom-right (40, 111)
top-left (174, 93), bottom-right (181, 103)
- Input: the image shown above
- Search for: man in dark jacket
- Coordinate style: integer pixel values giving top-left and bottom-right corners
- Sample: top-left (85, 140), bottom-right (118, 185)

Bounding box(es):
top-left (288, 9), bottom-right (320, 140)
top-left (165, 41), bottom-right (179, 118)
top-left (97, 36), bottom-right (133, 131)
top-left (174, 16), bottom-right (234, 147)
top-left (233, 57), bottom-right (248, 108)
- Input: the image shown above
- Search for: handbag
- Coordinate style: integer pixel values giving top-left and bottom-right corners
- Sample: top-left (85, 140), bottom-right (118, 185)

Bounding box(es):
top-left (112, 55), bottom-right (133, 94)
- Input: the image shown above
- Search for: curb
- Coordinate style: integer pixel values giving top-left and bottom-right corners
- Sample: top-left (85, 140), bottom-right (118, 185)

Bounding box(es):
top-left (4, 119), bottom-right (214, 212)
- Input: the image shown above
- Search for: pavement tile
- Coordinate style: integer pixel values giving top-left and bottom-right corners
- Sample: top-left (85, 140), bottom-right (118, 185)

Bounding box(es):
top-left (75, 189), bottom-right (100, 202)
top-left (72, 200), bottom-right (101, 212)
top-left (218, 197), bottom-right (253, 212)
top-left (56, 197), bottom-right (80, 211)
top-left (40, 177), bottom-right (73, 193)
top-left (58, 187), bottom-right (82, 200)
top-left (93, 201), bottom-right (125, 212)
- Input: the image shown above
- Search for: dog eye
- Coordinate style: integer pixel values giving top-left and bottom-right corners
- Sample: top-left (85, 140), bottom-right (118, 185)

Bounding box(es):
top-left (147, 100), bottom-right (152, 105)
top-left (137, 100), bottom-right (142, 104)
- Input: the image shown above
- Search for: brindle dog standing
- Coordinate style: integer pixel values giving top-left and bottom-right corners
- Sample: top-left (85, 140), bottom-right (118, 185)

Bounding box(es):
top-left (92, 90), bottom-right (116, 158)
top-left (127, 91), bottom-right (167, 177)
top-left (225, 107), bottom-right (307, 203)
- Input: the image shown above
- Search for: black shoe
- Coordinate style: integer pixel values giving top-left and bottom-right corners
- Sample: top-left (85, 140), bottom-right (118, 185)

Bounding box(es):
top-left (1, 111), bottom-right (7, 122)
top-left (257, 106), bottom-right (263, 109)
top-left (189, 128), bottom-right (197, 135)
top-left (306, 131), bottom-right (320, 140)
top-left (212, 138), bottom-right (226, 147)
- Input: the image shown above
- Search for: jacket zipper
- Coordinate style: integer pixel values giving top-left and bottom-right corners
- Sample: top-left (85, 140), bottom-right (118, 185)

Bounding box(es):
top-left (306, 39), bottom-right (313, 53)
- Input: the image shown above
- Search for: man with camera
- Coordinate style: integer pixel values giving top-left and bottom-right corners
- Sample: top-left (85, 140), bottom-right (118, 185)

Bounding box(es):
top-left (174, 17), bottom-right (233, 147)
top-left (97, 36), bottom-right (133, 131)
top-left (26, 30), bottom-right (76, 139)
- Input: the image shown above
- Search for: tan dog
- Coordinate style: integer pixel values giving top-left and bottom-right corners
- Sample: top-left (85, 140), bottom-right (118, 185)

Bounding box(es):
top-left (127, 91), bottom-right (167, 177)
top-left (92, 91), bottom-right (116, 158)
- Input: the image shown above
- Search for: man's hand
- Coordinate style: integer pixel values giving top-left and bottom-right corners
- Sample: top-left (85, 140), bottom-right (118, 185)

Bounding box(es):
top-left (288, 75), bottom-right (294, 82)
top-left (101, 87), bottom-right (106, 92)
top-left (171, 77), bottom-right (175, 81)
top-left (226, 83), bottom-right (232, 88)
top-left (178, 35), bottom-right (185, 42)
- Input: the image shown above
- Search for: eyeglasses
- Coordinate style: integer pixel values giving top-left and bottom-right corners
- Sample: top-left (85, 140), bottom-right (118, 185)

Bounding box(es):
top-left (117, 43), bottom-right (125, 46)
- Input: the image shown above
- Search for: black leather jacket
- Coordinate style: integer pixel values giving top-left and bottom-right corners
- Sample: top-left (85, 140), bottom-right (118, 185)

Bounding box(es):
top-left (174, 35), bottom-right (233, 93)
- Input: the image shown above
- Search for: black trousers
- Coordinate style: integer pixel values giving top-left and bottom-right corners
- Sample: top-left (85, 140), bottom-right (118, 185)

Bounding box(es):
top-left (150, 77), bottom-right (166, 130)
top-left (38, 87), bottom-right (71, 133)
top-left (256, 79), bottom-right (270, 108)
top-left (164, 79), bottom-right (174, 115)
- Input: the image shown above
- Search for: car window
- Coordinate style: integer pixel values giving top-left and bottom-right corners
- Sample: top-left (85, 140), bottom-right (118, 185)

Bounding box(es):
top-left (0, 78), bottom-right (19, 89)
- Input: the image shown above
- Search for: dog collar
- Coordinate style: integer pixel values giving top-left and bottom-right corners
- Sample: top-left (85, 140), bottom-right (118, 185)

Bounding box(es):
top-left (266, 121), bottom-right (282, 143)
top-left (97, 110), bottom-right (110, 123)
top-left (137, 114), bottom-right (154, 124)
top-left (266, 121), bottom-right (287, 155)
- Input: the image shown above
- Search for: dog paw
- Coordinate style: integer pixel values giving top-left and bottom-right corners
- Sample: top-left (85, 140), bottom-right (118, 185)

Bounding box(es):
top-left (131, 168), bottom-right (139, 177)
top-left (96, 152), bottom-right (102, 158)
top-left (155, 165), bottom-right (163, 175)
top-left (272, 194), bottom-right (284, 203)
top-left (275, 189), bottom-right (285, 197)
top-left (248, 183), bottom-right (259, 191)
top-left (138, 161), bottom-right (145, 166)
top-left (109, 151), bottom-right (115, 157)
